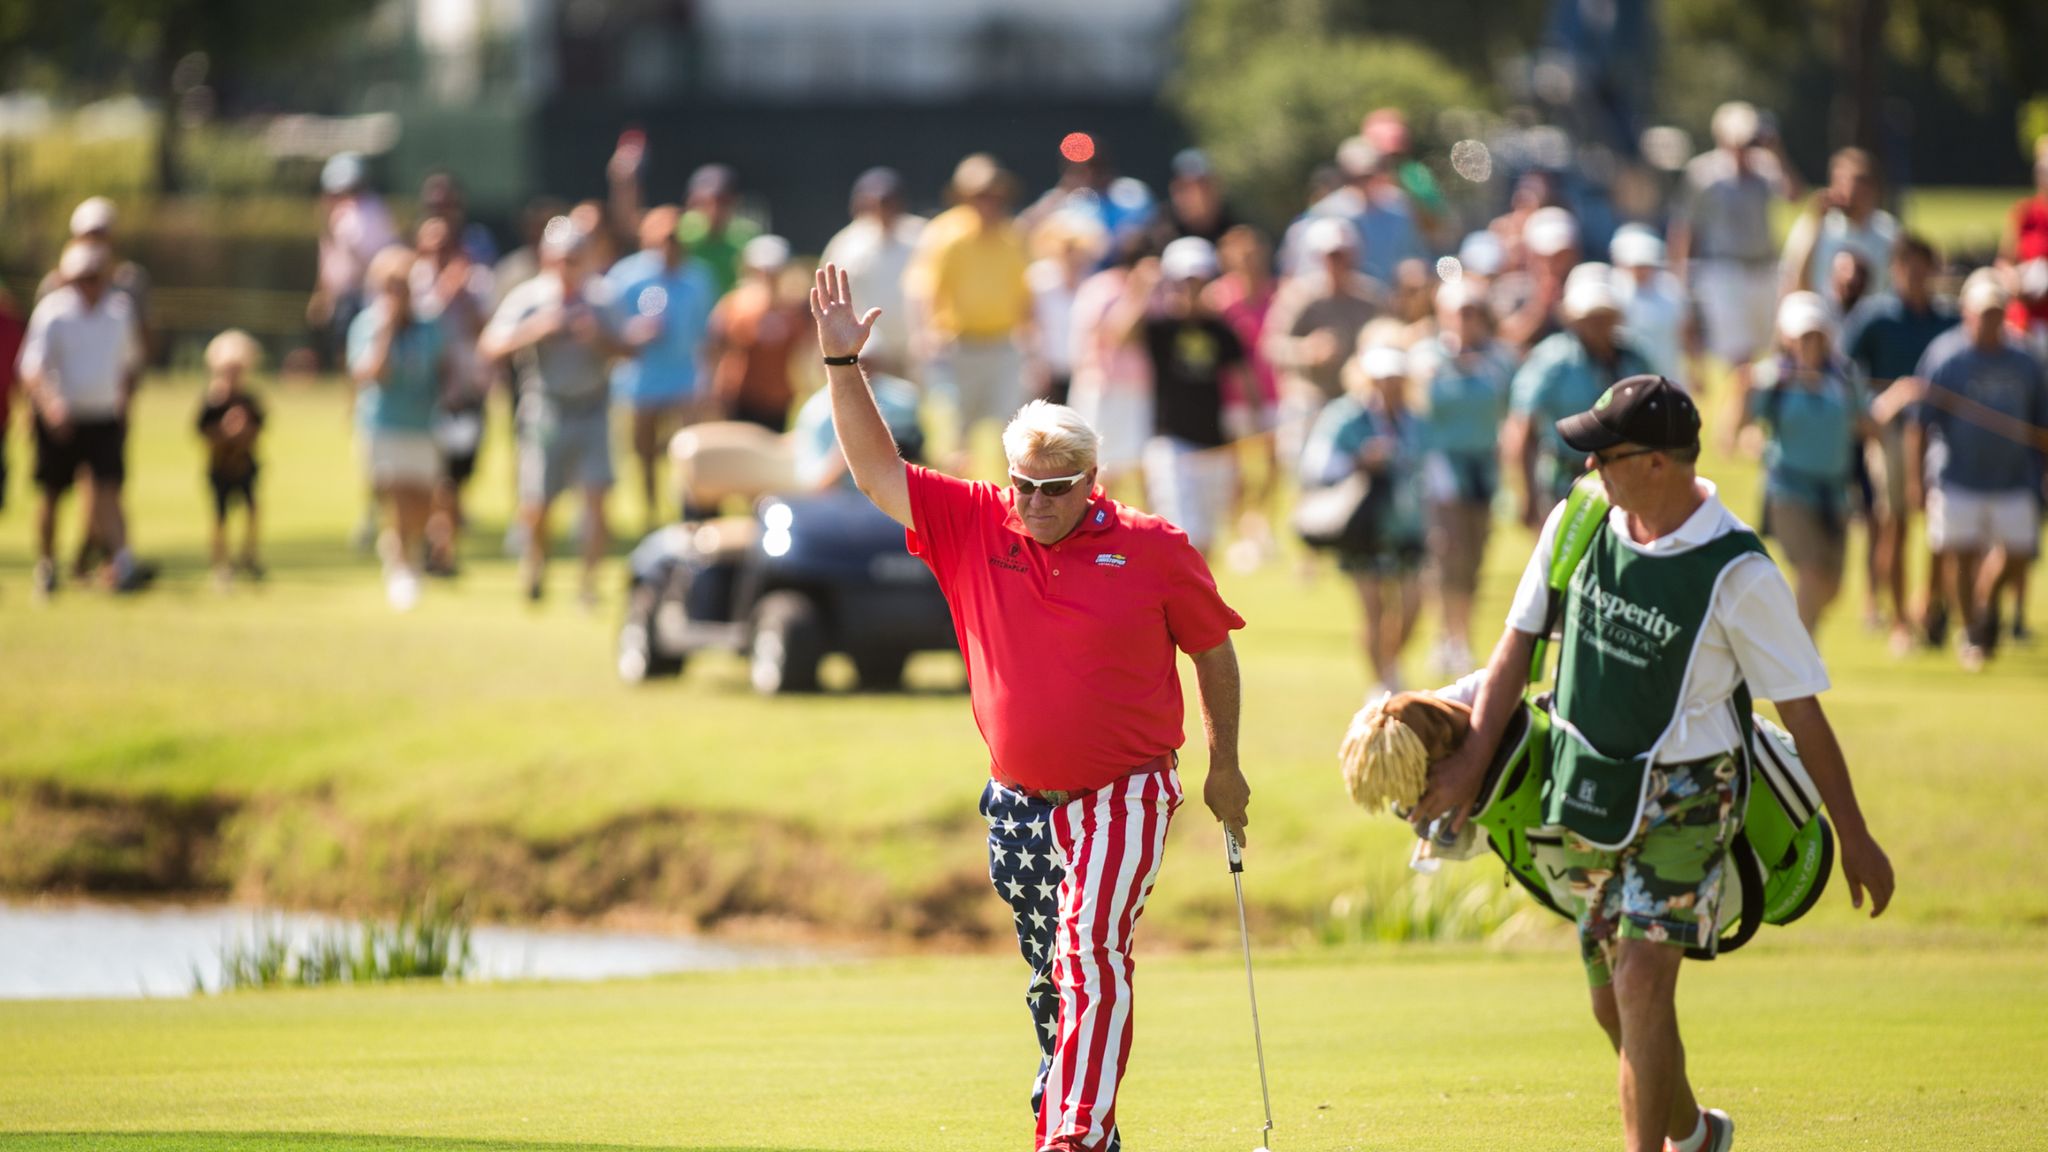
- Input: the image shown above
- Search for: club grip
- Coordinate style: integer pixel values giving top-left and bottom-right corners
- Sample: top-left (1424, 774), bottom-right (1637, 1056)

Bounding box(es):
top-left (1224, 826), bottom-right (1244, 873)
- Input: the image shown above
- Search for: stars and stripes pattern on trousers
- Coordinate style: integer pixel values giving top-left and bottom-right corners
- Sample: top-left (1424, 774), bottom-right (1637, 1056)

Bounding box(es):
top-left (981, 765), bottom-right (1182, 1152)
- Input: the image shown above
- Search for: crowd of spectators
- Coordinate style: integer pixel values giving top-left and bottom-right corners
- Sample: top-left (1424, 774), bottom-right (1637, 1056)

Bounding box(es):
top-left (5, 109), bottom-right (2045, 681)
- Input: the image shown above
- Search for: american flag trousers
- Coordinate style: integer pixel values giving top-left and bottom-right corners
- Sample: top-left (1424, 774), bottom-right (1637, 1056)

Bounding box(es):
top-left (979, 764), bottom-right (1183, 1152)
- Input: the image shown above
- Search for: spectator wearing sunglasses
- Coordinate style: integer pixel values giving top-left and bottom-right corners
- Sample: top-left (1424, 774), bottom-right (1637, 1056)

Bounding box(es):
top-left (808, 263), bottom-right (1250, 1152)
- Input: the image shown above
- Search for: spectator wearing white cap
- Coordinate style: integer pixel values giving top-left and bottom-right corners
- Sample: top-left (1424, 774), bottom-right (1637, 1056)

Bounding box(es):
top-left (1138, 236), bottom-right (1254, 555)
top-left (1726, 291), bottom-right (1873, 634)
top-left (1284, 136), bottom-right (1427, 287)
top-left (1611, 223), bottom-right (1695, 391)
top-left (19, 240), bottom-right (147, 598)
top-left (1506, 263), bottom-right (1655, 525)
top-left (33, 199), bottom-right (155, 577)
top-left (1410, 278), bottom-right (1516, 673)
top-left (311, 153), bottom-right (399, 372)
top-left (1263, 215), bottom-right (1387, 466)
top-left (1906, 269), bottom-right (2048, 669)
top-left (1497, 205), bottom-right (1581, 353)
top-left (481, 217), bottom-right (629, 605)
top-left (821, 168), bottom-right (927, 376)
top-left (1298, 341), bottom-right (1428, 694)
top-left (1671, 101), bottom-right (1804, 372)
top-left (38, 198), bottom-right (152, 348)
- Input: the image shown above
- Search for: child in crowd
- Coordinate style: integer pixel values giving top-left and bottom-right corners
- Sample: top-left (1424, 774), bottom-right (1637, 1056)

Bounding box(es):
top-left (196, 329), bottom-right (268, 586)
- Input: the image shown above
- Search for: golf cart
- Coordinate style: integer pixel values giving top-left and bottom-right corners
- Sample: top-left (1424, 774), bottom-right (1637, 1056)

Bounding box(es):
top-left (616, 420), bottom-right (957, 694)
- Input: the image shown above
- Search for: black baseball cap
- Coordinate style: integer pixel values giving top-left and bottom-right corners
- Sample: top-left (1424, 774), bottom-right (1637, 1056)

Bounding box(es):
top-left (1556, 375), bottom-right (1700, 453)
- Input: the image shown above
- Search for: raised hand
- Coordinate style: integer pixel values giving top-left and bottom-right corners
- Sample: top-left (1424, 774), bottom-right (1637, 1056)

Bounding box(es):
top-left (810, 263), bottom-right (882, 360)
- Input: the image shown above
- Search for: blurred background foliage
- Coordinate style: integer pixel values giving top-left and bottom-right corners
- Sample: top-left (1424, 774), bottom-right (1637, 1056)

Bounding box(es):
top-left (1173, 0), bottom-right (2048, 237)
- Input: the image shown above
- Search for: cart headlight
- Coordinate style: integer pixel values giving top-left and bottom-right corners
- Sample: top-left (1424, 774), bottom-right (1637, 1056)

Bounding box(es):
top-left (761, 502), bottom-right (794, 558)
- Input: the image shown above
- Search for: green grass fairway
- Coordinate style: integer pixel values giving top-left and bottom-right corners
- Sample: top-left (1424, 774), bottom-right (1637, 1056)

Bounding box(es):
top-left (2, 943), bottom-right (2041, 1151)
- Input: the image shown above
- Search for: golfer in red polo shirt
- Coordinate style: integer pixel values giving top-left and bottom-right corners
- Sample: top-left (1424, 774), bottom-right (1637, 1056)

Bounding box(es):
top-left (812, 265), bottom-right (1251, 1152)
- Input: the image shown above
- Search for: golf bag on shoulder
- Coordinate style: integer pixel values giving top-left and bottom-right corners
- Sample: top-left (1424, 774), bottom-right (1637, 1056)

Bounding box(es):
top-left (1473, 478), bottom-right (1835, 957)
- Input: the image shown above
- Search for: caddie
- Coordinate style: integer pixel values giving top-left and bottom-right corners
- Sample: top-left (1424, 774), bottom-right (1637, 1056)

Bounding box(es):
top-left (1412, 374), bottom-right (1895, 1152)
top-left (809, 263), bottom-right (1252, 1152)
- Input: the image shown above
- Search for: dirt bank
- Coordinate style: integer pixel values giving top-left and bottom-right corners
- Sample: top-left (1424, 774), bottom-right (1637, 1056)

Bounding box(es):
top-left (0, 781), bottom-right (1007, 946)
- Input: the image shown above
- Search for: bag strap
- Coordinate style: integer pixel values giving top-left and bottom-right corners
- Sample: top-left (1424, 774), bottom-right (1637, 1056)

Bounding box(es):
top-left (1528, 478), bottom-right (1611, 684)
top-left (1693, 832), bottom-right (1766, 958)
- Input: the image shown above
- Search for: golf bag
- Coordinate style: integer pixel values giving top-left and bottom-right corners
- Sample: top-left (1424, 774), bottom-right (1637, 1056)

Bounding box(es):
top-left (1475, 478), bottom-right (1835, 957)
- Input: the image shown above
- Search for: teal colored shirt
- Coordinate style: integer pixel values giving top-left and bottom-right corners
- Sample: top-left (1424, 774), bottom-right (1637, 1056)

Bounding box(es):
top-left (791, 373), bottom-right (922, 490)
top-left (1746, 355), bottom-right (1868, 508)
top-left (347, 302), bottom-right (446, 434)
top-left (1511, 331), bottom-right (1654, 502)
top-left (1300, 394), bottom-right (1427, 547)
top-left (1422, 337), bottom-right (1513, 501)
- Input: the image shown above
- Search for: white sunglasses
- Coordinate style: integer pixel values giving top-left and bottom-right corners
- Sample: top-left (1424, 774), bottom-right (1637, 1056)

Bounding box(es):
top-left (1009, 469), bottom-right (1090, 497)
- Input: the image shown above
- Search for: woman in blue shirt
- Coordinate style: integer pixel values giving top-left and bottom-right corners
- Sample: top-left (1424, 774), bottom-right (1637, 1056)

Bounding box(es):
top-left (1728, 290), bottom-right (1873, 633)
top-left (1300, 342), bottom-right (1427, 696)
top-left (1417, 281), bottom-right (1513, 673)
top-left (348, 247), bottom-right (450, 611)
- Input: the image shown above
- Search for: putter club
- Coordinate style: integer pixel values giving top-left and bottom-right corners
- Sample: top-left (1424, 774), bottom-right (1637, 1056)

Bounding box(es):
top-left (1225, 827), bottom-right (1274, 1152)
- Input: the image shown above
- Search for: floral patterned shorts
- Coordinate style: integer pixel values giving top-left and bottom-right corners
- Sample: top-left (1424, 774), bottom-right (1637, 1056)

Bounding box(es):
top-left (1562, 753), bottom-right (1743, 987)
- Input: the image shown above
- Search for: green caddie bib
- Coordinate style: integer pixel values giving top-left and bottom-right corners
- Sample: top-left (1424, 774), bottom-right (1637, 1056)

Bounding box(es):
top-left (1544, 519), bottom-right (1769, 848)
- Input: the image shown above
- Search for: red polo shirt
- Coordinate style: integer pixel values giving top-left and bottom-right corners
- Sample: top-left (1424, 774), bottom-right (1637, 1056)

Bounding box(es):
top-left (906, 465), bottom-right (1245, 792)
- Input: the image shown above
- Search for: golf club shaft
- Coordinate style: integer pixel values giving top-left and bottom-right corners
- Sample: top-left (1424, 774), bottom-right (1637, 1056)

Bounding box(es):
top-left (1227, 831), bottom-right (1274, 1141)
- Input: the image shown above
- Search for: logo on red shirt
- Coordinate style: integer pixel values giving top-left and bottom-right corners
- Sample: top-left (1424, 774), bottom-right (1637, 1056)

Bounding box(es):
top-left (1094, 553), bottom-right (1127, 567)
top-left (990, 541), bottom-right (1028, 573)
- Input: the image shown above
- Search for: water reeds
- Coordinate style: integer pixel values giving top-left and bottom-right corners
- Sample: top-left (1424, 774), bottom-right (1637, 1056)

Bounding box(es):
top-left (1316, 867), bottom-right (1562, 947)
top-left (202, 900), bottom-right (473, 992)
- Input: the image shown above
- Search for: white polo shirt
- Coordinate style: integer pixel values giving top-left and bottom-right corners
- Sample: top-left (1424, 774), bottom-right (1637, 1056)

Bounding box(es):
top-left (17, 286), bottom-right (142, 420)
top-left (1506, 478), bottom-right (1830, 763)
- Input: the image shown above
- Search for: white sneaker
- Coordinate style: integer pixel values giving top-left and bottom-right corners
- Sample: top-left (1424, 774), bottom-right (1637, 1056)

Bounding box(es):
top-left (386, 568), bottom-right (421, 612)
top-left (1667, 1108), bottom-right (1733, 1152)
top-left (1702, 1108), bottom-right (1733, 1152)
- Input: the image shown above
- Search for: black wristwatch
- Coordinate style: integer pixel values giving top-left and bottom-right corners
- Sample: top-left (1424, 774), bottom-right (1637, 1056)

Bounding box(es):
top-left (822, 354), bottom-right (859, 366)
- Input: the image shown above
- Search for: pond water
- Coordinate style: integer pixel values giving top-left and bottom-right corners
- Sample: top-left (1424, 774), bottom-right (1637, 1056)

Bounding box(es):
top-left (0, 901), bottom-right (816, 999)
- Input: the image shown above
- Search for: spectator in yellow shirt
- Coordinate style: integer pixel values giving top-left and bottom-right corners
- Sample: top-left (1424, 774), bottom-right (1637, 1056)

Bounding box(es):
top-left (907, 154), bottom-right (1034, 469)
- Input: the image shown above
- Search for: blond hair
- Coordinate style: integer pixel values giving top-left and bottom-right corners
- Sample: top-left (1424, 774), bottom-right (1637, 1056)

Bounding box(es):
top-left (1002, 400), bottom-right (1100, 473)
top-left (205, 329), bottom-right (264, 375)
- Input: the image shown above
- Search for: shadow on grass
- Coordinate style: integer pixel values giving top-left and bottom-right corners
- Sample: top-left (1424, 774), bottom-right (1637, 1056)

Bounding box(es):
top-left (0, 1135), bottom-right (877, 1152)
